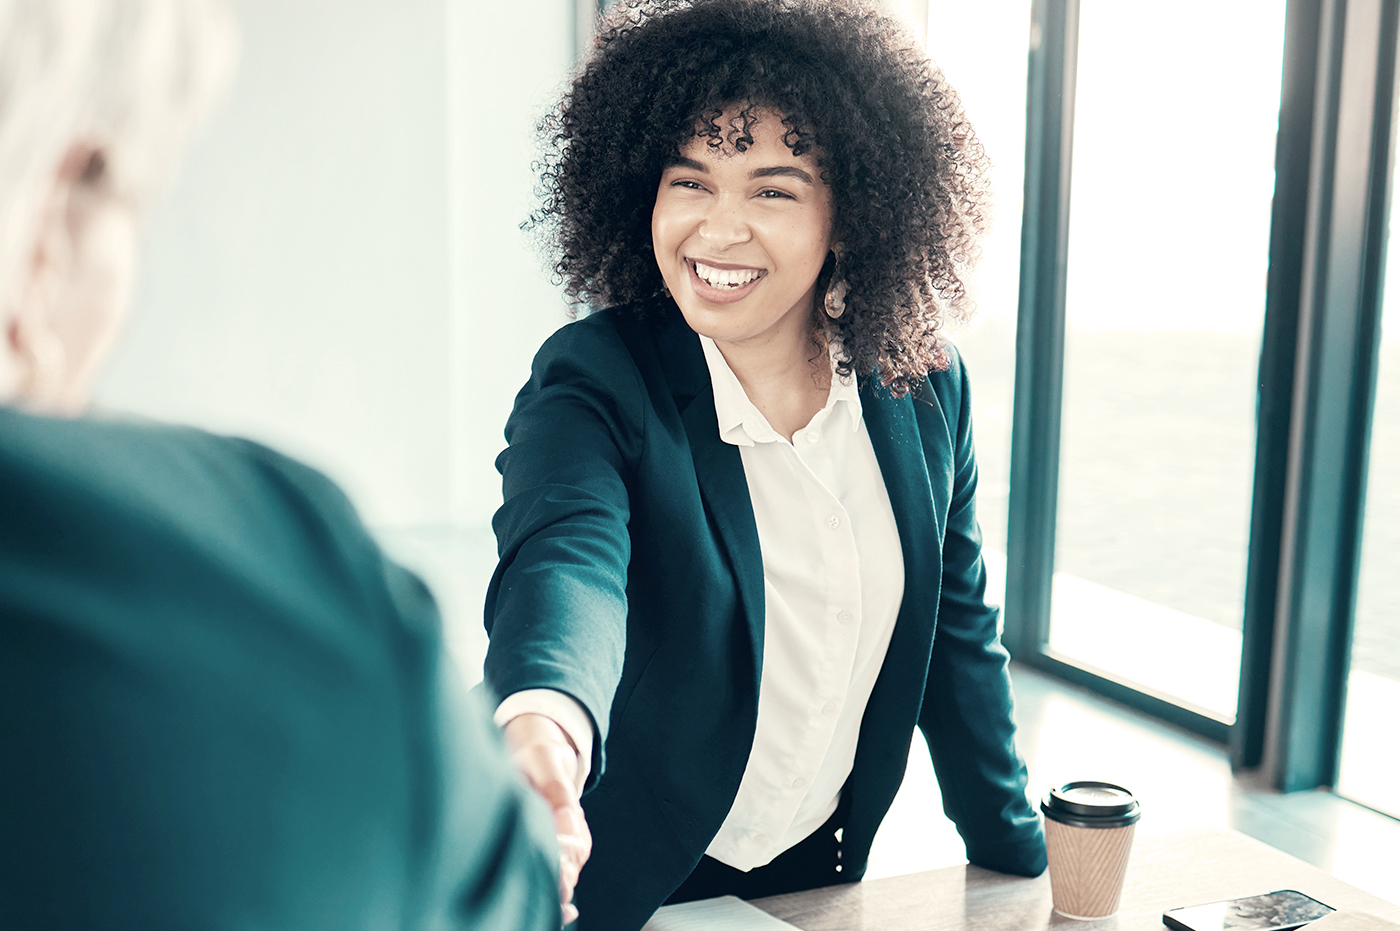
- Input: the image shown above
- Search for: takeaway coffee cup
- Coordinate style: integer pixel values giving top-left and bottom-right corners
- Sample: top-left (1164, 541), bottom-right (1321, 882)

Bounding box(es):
top-left (1040, 781), bottom-right (1141, 920)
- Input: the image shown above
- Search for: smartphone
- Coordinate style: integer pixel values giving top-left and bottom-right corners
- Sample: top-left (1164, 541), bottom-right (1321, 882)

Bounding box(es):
top-left (1163, 890), bottom-right (1335, 931)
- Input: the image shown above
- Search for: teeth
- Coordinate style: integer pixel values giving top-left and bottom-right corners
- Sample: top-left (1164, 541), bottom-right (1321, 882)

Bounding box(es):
top-left (695, 261), bottom-right (761, 289)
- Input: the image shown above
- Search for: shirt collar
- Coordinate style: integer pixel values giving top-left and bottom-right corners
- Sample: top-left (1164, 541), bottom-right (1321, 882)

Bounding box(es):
top-left (699, 335), bottom-right (863, 448)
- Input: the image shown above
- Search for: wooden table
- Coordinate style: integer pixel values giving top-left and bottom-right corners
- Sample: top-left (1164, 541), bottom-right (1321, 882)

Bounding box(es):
top-left (750, 829), bottom-right (1400, 930)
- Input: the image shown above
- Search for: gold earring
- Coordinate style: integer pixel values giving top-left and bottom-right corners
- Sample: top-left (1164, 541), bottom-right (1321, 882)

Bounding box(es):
top-left (824, 277), bottom-right (848, 319)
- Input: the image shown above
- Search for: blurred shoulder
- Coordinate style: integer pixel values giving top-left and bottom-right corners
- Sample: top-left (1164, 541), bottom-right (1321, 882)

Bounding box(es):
top-left (0, 405), bottom-right (361, 541)
top-left (0, 406), bottom-right (396, 633)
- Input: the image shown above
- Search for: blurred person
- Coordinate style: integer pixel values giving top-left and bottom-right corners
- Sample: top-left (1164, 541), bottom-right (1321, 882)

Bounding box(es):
top-left (0, 1), bottom-right (561, 928)
top-left (486, 1), bottom-right (1045, 928)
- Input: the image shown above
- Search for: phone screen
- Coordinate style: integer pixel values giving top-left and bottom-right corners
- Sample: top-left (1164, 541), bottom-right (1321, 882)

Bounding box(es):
top-left (1163, 890), bottom-right (1335, 931)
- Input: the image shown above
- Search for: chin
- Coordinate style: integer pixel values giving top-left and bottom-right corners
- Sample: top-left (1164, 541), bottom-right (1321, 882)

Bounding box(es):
top-left (674, 302), bottom-right (735, 338)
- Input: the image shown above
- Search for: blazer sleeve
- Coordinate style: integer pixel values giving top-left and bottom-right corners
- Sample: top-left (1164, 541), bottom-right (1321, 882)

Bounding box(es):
top-left (916, 347), bottom-right (1047, 878)
top-left (483, 317), bottom-right (646, 786)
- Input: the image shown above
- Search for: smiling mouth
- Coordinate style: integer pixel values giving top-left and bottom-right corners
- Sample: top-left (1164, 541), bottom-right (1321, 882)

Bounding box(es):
top-left (691, 260), bottom-right (764, 290)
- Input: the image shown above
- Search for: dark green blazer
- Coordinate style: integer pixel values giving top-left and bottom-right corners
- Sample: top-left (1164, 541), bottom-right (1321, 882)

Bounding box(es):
top-left (486, 303), bottom-right (1046, 931)
top-left (0, 407), bottom-right (558, 931)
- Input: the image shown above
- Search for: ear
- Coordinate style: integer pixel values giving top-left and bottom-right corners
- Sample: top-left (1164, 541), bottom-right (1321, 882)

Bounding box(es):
top-left (5, 142), bottom-right (101, 408)
top-left (16, 141), bottom-right (98, 308)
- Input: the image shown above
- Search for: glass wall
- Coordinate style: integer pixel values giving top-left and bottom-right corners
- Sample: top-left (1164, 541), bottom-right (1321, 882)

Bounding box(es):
top-left (1045, 0), bottom-right (1287, 720)
top-left (1337, 175), bottom-right (1400, 818)
top-left (925, 0), bottom-right (1032, 608)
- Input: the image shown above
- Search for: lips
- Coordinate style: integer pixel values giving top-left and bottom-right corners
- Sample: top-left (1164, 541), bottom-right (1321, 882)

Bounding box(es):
top-left (687, 258), bottom-right (765, 304)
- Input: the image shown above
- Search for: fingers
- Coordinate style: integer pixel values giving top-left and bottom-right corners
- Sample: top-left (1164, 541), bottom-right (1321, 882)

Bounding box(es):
top-left (503, 714), bottom-right (593, 926)
top-left (553, 795), bottom-right (591, 919)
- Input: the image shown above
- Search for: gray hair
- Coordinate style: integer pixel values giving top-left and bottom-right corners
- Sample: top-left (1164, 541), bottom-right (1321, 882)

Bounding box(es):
top-left (0, 0), bottom-right (235, 308)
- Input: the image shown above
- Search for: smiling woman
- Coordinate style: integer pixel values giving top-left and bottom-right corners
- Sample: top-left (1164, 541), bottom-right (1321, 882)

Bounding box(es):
top-left (486, 2), bottom-right (1044, 929)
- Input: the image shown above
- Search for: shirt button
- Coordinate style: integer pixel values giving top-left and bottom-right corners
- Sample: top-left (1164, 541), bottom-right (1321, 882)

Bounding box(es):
top-left (837, 610), bottom-right (853, 624)
top-left (792, 777), bottom-right (807, 789)
top-left (806, 431), bottom-right (820, 444)
top-left (755, 834), bottom-right (770, 847)
top-left (827, 515), bottom-right (841, 529)
top-left (822, 701), bottom-right (837, 715)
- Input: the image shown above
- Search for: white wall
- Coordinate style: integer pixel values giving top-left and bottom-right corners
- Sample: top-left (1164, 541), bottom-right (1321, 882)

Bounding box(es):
top-left (96, 0), bottom-right (576, 533)
top-left (447, 0), bottom-right (578, 527)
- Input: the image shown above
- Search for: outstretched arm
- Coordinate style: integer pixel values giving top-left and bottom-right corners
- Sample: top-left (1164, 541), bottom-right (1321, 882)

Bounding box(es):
top-left (484, 318), bottom-right (644, 785)
top-left (484, 317), bottom-right (647, 923)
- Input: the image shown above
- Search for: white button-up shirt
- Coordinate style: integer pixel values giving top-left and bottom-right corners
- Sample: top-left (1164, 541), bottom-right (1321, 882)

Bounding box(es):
top-left (698, 336), bottom-right (904, 870)
top-left (496, 336), bottom-right (905, 872)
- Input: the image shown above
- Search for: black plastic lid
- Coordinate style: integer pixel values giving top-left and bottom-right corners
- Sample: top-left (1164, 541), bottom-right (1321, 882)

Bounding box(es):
top-left (1040, 781), bottom-right (1141, 829)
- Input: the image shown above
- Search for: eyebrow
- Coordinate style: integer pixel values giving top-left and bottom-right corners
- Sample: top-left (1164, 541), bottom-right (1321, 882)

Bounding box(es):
top-left (751, 165), bottom-right (814, 184)
top-left (665, 156), bottom-right (814, 185)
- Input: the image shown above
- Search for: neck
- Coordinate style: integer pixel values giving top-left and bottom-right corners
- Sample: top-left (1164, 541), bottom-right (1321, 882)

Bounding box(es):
top-left (713, 312), bottom-right (831, 442)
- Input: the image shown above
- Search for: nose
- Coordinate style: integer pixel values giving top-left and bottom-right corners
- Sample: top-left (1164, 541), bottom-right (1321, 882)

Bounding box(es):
top-left (698, 194), bottom-right (752, 250)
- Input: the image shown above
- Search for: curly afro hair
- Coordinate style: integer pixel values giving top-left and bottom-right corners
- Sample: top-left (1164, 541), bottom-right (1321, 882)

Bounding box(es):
top-left (528, 0), bottom-right (990, 393)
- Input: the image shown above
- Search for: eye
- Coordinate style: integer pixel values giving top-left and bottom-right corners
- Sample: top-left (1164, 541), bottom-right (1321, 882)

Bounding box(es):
top-left (670, 178), bottom-right (707, 191)
top-left (757, 188), bottom-right (796, 200)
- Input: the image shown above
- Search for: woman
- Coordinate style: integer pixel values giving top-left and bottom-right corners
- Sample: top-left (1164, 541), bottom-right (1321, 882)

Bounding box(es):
top-left (485, 1), bottom-right (1046, 928)
top-left (0, 1), bottom-right (559, 927)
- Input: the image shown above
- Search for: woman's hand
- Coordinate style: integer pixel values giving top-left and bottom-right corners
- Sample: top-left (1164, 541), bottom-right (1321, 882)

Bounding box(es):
top-left (503, 713), bottom-right (592, 926)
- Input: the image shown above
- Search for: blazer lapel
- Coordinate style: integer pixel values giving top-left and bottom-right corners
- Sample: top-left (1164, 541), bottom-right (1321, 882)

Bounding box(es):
top-left (657, 313), bottom-right (766, 679)
top-left (861, 380), bottom-right (945, 608)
